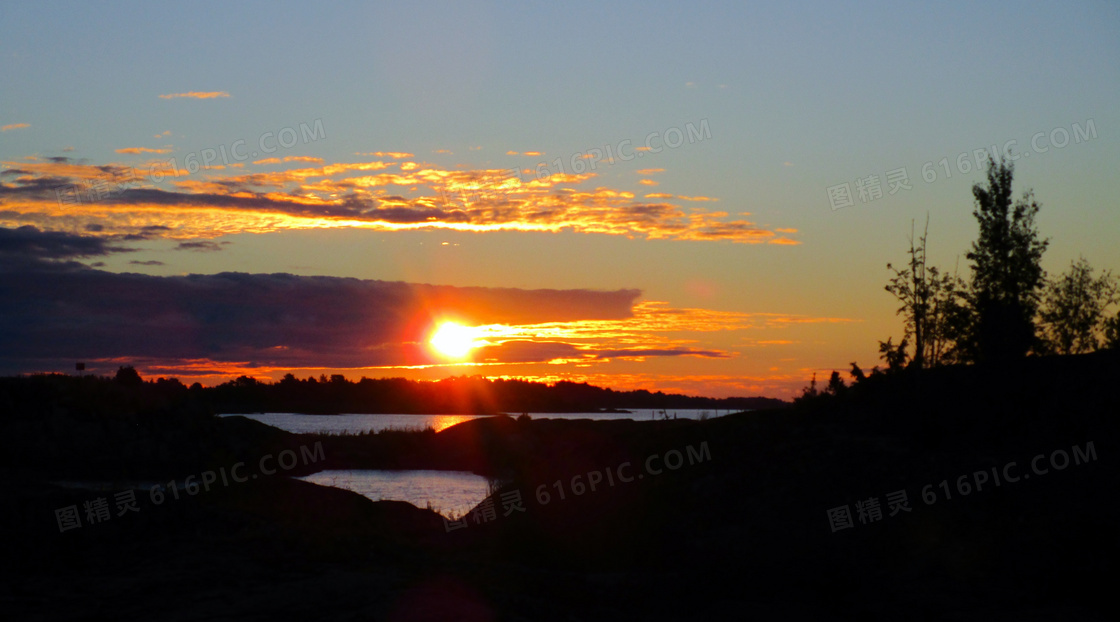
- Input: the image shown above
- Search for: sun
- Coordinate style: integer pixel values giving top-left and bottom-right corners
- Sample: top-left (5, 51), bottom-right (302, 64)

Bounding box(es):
top-left (429, 321), bottom-right (479, 359)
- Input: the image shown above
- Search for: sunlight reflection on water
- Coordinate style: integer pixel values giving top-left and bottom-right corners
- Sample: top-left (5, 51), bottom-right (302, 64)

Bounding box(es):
top-left (295, 469), bottom-right (490, 518)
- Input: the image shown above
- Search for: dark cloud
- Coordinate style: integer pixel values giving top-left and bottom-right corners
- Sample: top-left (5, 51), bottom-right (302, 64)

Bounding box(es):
top-left (175, 240), bottom-right (229, 252)
top-left (596, 347), bottom-right (729, 359)
top-left (0, 176), bottom-right (73, 197)
top-left (119, 225), bottom-right (175, 242)
top-left (129, 260), bottom-right (165, 266)
top-left (0, 225), bottom-right (132, 261)
top-left (0, 260), bottom-right (642, 371)
top-left (475, 341), bottom-right (730, 364)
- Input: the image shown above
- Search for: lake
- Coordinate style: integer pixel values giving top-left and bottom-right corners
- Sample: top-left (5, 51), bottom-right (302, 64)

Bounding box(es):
top-left (222, 409), bottom-right (734, 517)
top-left (219, 408), bottom-right (733, 435)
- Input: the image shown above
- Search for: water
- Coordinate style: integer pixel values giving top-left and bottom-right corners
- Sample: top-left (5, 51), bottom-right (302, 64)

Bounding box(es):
top-left (219, 409), bottom-right (732, 435)
top-left (294, 469), bottom-right (490, 518)
top-left (225, 409), bottom-right (734, 517)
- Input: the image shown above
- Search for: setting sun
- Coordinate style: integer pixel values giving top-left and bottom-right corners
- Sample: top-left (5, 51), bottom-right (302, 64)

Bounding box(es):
top-left (429, 321), bottom-right (479, 359)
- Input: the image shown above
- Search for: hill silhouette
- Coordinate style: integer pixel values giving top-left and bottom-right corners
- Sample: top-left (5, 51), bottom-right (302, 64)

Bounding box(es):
top-left (2, 351), bottom-right (1118, 619)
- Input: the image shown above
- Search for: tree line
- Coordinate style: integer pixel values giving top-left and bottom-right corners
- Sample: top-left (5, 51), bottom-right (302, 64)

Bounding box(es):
top-left (806, 156), bottom-right (1119, 399)
top-left (17, 367), bottom-right (787, 415)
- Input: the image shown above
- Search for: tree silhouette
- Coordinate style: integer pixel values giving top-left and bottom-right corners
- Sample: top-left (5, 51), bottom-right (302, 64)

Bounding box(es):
top-left (964, 156), bottom-right (1048, 362)
top-left (885, 217), bottom-right (971, 368)
top-left (1039, 257), bottom-right (1119, 354)
top-left (114, 365), bottom-right (143, 386)
top-left (877, 336), bottom-right (909, 372)
top-left (1103, 312), bottom-right (1120, 351)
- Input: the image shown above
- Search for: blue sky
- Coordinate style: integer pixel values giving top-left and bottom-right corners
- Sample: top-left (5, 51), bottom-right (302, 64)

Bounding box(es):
top-left (2, 1), bottom-right (1118, 396)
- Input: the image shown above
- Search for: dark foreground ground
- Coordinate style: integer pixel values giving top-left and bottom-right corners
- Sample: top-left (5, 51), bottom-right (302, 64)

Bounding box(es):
top-left (2, 351), bottom-right (1119, 620)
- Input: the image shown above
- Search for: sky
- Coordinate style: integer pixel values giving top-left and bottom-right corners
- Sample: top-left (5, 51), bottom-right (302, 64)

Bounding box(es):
top-left (1, 1), bottom-right (1118, 398)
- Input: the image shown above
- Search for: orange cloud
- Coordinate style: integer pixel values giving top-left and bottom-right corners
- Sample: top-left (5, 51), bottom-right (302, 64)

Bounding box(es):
top-left (115, 147), bottom-right (172, 154)
top-left (158, 91), bottom-right (230, 99)
top-left (252, 155), bottom-right (325, 165)
top-left (155, 130), bottom-right (172, 138)
top-left (1, 123), bottom-right (30, 132)
top-left (356, 152), bottom-right (414, 159)
top-left (417, 302), bottom-right (857, 361)
top-left (3, 158), bottom-right (140, 181)
top-left (636, 168), bottom-right (665, 175)
top-left (639, 179), bottom-right (659, 186)
top-left (0, 155), bottom-right (800, 245)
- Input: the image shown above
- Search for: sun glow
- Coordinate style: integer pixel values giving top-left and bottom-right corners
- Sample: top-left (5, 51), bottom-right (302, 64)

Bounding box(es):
top-left (429, 321), bottom-right (481, 359)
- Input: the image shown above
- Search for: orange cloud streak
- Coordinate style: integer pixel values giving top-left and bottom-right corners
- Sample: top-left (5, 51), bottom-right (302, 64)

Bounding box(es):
top-left (115, 147), bottom-right (172, 154)
top-left (158, 91), bottom-right (231, 99)
top-left (1, 154), bottom-right (800, 245)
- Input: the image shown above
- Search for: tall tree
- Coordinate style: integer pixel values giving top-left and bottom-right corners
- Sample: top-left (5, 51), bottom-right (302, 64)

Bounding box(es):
top-left (964, 156), bottom-right (1048, 362)
top-left (1039, 257), bottom-right (1119, 355)
top-left (885, 217), bottom-right (971, 368)
top-left (885, 220), bottom-right (932, 369)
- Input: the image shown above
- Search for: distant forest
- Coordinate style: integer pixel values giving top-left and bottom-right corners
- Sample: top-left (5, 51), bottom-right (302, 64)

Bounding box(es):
top-left (16, 367), bottom-right (787, 415)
